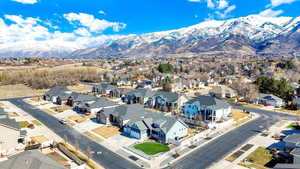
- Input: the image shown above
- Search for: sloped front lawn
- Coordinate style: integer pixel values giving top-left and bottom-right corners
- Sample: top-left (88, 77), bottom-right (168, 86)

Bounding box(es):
top-left (134, 142), bottom-right (170, 155)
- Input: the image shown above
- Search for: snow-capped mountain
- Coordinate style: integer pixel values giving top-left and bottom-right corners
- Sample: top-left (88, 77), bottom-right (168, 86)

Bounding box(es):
top-left (71, 15), bottom-right (300, 58)
top-left (1, 15), bottom-right (300, 58)
top-left (0, 41), bottom-right (81, 58)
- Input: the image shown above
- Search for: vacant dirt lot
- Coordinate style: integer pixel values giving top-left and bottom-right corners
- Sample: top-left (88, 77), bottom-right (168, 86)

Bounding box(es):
top-left (92, 126), bottom-right (120, 139)
top-left (0, 84), bottom-right (47, 99)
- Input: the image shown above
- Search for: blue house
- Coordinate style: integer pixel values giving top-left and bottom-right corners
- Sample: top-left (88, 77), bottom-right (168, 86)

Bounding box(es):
top-left (182, 96), bottom-right (231, 122)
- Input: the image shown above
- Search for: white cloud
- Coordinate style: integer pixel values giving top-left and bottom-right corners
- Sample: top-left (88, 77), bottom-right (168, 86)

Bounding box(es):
top-left (217, 0), bottom-right (229, 9)
top-left (215, 5), bottom-right (236, 18)
top-left (64, 12), bottom-right (126, 33)
top-left (188, 0), bottom-right (215, 9)
top-left (11, 0), bottom-right (38, 4)
top-left (207, 0), bottom-right (215, 8)
top-left (0, 14), bottom-right (126, 50)
top-left (269, 0), bottom-right (297, 7)
top-left (188, 0), bottom-right (235, 18)
top-left (259, 9), bottom-right (283, 17)
top-left (74, 28), bottom-right (91, 37)
top-left (99, 10), bottom-right (106, 15)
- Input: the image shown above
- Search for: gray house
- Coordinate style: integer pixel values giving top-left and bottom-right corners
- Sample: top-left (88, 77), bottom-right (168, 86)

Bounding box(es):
top-left (0, 150), bottom-right (68, 169)
top-left (75, 98), bottom-right (118, 114)
top-left (274, 134), bottom-right (300, 168)
top-left (96, 104), bottom-right (188, 143)
top-left (258, 94), bottom-right (284, 107)
top-left (145, 91), bottom-right (188, 112)
top-left (43, 87), bottom-right (72, 105)
top-left (92, 84), bottom-right (118, 96)
top-left (66, 93), bottom-right (97, 107)
top-left (293, 97), bottom-right (300, 109)
top-left (122, 88), bottom-right (155, 104)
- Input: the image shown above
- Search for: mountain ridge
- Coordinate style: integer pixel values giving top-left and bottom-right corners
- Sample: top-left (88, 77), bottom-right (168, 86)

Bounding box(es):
top-left (1, 15), bottom-right (300, 58)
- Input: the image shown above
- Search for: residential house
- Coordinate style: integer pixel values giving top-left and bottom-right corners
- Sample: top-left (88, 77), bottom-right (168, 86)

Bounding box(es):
top-left (0, 150), bottom-right (69, 169)
top-left (137, 81), bottom-right (153, 89)
top-left (209, 85), bottom-right (237, 99)
top-left (96, 104), bottom-right (188, 143)
top-left (145, 91), bottom-right (188, 112)
top-left (182, 96), bottom-right (232, 123)
top-left (273, 134), bottom-right (300, 168)
top-left (43, 87), bottom-right (72, 105)
top-left (92, 84), bottom-right (118, 96)
top-left (122, 88), bottom-right (155, 104)
top-left (108, 88), bottom-right (131, 98)
top-left (75, 98), bottom-right (118, 114)
top-left (258, 94), bottom-right (284, 107)
top-left (114, 79), bottom-right (132, 87)
top-left (293, 97), bottom-right (300, 109)
top-left (66, 93), bottom-right (97, 107)
top-left (172, 78), bottom-right (205, 92)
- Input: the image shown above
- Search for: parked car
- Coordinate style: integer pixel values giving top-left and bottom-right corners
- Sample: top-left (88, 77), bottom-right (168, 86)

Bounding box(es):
top-left (59, 119), bottom-right (67, 125)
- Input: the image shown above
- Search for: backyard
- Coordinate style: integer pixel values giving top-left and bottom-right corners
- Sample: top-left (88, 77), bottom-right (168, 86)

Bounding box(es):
top-left (134, 142), bottom-right (170, 155)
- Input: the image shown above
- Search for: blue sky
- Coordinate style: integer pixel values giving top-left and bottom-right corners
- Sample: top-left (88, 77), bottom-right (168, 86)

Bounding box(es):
top-left (0, 0), bottom-right (299, 48)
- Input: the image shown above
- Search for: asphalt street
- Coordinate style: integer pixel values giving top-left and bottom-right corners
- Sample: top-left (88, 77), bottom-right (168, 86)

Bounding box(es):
top-left (7, 98), bottom-right (297, 169)
top-left (164, 105), bottom-right (297, 169)
top-left (9, 98), bottom-right (142, 169)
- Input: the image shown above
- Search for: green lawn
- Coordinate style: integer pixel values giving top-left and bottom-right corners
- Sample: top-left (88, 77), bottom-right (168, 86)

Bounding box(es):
top-left (18, 121), bottom-right (30, 128)
top-left (31, 120), bottom-right (42, 126)
top-left (134, 142), bottom-right (170, 155)
top-left (287, 123), bottom-right (300, 130)
top-left (240, 147), bottom-right (273, 169)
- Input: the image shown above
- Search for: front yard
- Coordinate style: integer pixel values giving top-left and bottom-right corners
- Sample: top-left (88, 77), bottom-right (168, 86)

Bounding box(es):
top-left (240, 147), bottom-right (274, 169)
top-left (92, 126), bottom-right (120, 139)
top-left (134, 142), bottom-right (170, 155)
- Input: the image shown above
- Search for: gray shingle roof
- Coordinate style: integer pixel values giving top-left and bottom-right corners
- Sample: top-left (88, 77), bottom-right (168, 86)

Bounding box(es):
top-left (93, 84), bottom-right (117, 91)
top-left (103, 104), bottom-right (187, 134)
top-left (0, 108), bottom-right (20, 131)
top-left (69, 93), bottom-right (97, 102)
top-left (125, 88), bottom-right (155, 98)
top-left (153, 91), bottom-right (182, 103)
top-left (45, 87), bottom-right (71, 98)
top-left (259, 94), bottom-right (283, 102)
top-left (78, 98), bottom-right (118, 109)
top-left (293, 98), bottom-right (300, 106)
top-left (0, 150), bottom-right (68, 169)
top-left (186, 95), bottom-right (230, 110)
top-left (291, 148), bottom-right (300, 157)
top-left (284, 134), bottom-right (300, 144)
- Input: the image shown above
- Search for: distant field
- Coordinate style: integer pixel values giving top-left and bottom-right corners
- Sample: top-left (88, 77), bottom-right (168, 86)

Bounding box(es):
top-left (0, 84), bottom-right (47, 99)
top-left (0, 63), bottom-right (106, 99)
top-left (0, 83), bottom-right (92, 99)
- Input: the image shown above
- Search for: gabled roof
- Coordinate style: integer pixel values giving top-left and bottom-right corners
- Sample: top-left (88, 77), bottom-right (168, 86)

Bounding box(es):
top-left (153, 91), bottom-right (182, 103)
top-left (259, 94), bottom-right (283, 102)
top-left (0, 108), bottom-right (20, 131)
top-left (0, 150), bottom-right (67, 169)
top-left (78, 98), bottom-right (118, 109)
top-left (69, 93), bottom-right (97, 102)
top-left (45, 87), bottom-right (71, 98)
top-left (93, 83), bottom-right (117, 91)
top-left (103, 104), bottom-right (187, 134)
top-left (125, 88), bottom-right (155, 98)
top-left (293, 97), bottom-right (300, 105)
top-left (210, 86), bottom-right (237, 95)
top-left (284, 134), bottom-right (300, 144)
top-left (186, 95), bottom-right (230, 110)
top-left (291, 147), bottom-right (300, 157)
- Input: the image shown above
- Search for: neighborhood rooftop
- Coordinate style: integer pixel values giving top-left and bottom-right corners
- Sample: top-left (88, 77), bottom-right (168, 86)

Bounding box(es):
top-left (0, 150), bottom-right (68, 169)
